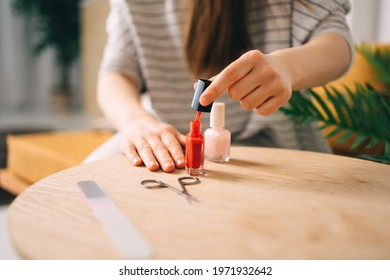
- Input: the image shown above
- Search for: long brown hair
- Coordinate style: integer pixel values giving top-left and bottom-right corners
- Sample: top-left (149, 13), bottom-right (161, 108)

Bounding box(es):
top-left (184, 0), bottom-right (253, 78)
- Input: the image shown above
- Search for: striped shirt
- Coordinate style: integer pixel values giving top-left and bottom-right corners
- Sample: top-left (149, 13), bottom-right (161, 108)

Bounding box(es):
top-left (100, 0), bottom-right (353, 152)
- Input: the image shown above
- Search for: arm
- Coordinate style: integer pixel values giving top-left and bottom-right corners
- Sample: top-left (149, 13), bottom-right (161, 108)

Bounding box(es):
top-left (98, 72), bottom-right (186, 172)
top-left (272, 32), bottom-right (351, 91)
top-left (98, 0), bottom-right (185, 172)
top-left (98, 72), bottom-right (149, 131)
top-left (199, 32), bottom-right (351, 116)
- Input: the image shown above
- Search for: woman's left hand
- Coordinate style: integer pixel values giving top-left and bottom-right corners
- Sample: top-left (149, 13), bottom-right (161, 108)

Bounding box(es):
top-left (199, 50), bottom-right (293, 116)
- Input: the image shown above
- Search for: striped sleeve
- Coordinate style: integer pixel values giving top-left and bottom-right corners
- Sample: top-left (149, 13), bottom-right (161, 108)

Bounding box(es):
top-left (99, 0), bottom-right (142, 86)
top-left (292, 0), bottom-right (354, 74)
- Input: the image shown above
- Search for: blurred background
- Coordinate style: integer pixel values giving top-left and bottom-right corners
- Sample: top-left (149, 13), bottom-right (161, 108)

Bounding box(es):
top-left (0, 0), bottom-right (389, 128)
top-left (0, 0), bottom-right (110, 132)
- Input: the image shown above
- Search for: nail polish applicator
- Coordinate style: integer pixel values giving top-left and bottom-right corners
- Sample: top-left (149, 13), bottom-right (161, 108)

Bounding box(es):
top-left (185, 79), bottom-right (213, 176)
top-left (191, 79), bottom-right (213, 114)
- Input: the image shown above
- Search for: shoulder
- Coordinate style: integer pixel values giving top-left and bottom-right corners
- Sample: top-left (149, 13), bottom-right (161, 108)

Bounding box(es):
top-left (109, 0), bottom-right (167, 13)
top-left (295, 0), bottom-right (351, 15)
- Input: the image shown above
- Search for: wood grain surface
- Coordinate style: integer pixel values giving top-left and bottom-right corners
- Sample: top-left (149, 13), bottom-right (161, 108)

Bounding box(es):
top-left (7, 147), bottom-right (390, 259)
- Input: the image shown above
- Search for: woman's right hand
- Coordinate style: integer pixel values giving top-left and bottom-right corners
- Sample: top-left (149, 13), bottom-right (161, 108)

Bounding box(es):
top-left (119, 115), bottom-right (186, 172)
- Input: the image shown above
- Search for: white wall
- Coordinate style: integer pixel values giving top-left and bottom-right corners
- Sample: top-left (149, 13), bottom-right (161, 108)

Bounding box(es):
top-left (350, 0), bottom-right (390, 43)
top-left (0, 0), bottom-right (29, 112)
top-left (377, 0), bottom-right (390, 42)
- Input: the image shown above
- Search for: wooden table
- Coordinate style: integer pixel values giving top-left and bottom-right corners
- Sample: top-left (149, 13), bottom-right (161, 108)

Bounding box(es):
top-left (7, 147), bottom-right (390, 259)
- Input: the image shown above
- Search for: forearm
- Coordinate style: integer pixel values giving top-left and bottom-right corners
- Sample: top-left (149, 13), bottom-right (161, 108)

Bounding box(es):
top-left (271, 33), bottom-right (351, 90)
top-left (98, 72), bottom-right (185, 172)
top-left (97, 72), bottom-right (155, 131)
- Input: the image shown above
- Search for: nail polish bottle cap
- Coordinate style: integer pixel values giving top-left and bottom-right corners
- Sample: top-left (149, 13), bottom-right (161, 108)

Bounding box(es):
top-left (210, 102), bottom-right (225, 128)
top-left (191, 79), bottom-right (213, 112)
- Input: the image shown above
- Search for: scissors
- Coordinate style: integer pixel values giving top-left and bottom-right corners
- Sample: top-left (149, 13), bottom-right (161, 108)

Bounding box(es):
top-left (140, 176), bottom-right (200, 202)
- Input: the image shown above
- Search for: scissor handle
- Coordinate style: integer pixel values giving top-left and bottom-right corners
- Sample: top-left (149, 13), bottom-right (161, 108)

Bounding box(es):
top-left (178, 176), bottom-right (200, 186)
top-left (140, 179), bottom-right (165, 189)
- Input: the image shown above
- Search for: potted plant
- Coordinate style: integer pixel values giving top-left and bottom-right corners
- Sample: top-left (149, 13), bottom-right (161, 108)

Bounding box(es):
top-left (280, 44), bottom-right (390, 164)
top-left (12, 0), bottom-right (82, 111)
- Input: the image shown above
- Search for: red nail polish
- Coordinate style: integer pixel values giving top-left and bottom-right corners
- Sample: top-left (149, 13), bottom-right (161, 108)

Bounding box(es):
top-left (195, 111), bottom-right (201, 122)
top-left (186, 79), bottom-right (213, 176)
top-left (185, 119), bottom-right (204, 176)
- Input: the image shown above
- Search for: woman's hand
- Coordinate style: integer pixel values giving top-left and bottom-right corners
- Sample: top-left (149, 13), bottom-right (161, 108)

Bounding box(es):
top-left (98, 72), bottom-right (186, 173)
top-left (199, 34), bottom-right (351, 114)
top-left (120, 116), bottom-right (186, 172)
top-left (199, 50), bottom-right (293, 116)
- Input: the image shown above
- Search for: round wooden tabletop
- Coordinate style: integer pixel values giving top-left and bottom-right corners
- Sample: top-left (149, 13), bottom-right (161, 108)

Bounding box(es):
top-left (7, 146), bottom-right (390, 259)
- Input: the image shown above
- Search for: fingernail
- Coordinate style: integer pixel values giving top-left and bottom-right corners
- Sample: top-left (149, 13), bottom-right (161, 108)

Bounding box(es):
top-left (176, 159), bottom-right (184, 166)
top-left (148, 160), bottom-right (157, 168)
top-left (131, 157), bottom-right (139, 165)
top-left (164, 161), bottom-right (173, 169)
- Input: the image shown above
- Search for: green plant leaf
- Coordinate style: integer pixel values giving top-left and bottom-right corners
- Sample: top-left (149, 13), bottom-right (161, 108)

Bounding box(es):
top-left (357, 44), bottom-right (390, 88)
top-left (325, 86), bottom-right (348, 125)
top-left (324, 126), bottom-right (344, 139)
top-left (356, 154), bottom-right (390, 164)
top-left (351, 134), bottom-right (369, 149)
top-left (336, 86), bottom-right (358, 129)
top-left (385, 142), bottom-right (390, 156)
top-left (281, 82), bottom-right (390, 162)
top-left (309, 89), bottom-right (337, 123)
top-left (366, 138), bottom-right (380, 149)
top-left (336, 129), bottom-right (355, 144)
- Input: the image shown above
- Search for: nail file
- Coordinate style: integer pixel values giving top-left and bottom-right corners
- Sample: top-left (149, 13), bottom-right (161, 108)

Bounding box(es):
top-left (77, 180), bottom-right (154, 259)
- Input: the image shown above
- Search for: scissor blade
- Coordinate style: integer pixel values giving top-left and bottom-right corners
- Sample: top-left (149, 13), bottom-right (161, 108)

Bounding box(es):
top-left (186, 195), bottom-right (199, 203)
top-left (181, 188), bottom-right (199, 203)
top-left (165, 185), bottom-right (197, 202)
top-left (165, 185), bottom-right (186, 195)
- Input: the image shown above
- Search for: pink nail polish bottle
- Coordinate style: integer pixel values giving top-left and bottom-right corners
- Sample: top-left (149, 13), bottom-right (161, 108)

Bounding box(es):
top-left (204, 102), bottom-right (231, 162)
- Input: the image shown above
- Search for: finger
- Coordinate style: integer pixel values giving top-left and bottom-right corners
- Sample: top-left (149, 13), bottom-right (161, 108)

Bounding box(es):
top-left (227, 70), bottom-right (260, 101)
top-left (122, 142), bottom-right (143, 166)
top-left (237, 74), bottom-right (279, 110)
top-left (161, 133), bottom-right (185, 169)
top-left (253, 96), bottom-right (284, 116)
top-left (239, 86), bottom-right (268, 110)
top-left (133, 138), bottom-right (160, 171)
top-left (147, 136), bottom-right (176, 172)
top-left (176, 132), bottom-right (186, 147)
top-left (199, 53), bottom-right (255, 106)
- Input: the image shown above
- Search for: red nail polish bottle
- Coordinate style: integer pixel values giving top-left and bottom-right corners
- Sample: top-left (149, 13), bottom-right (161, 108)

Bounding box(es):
top-left (185, 120), bottom-right (204, 176)
top-left (186, 79), bottom-right (212, 176)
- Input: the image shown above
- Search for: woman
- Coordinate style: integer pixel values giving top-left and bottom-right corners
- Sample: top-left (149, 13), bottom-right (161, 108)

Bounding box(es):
top-left (87, 0), bottom-right (353, 172)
